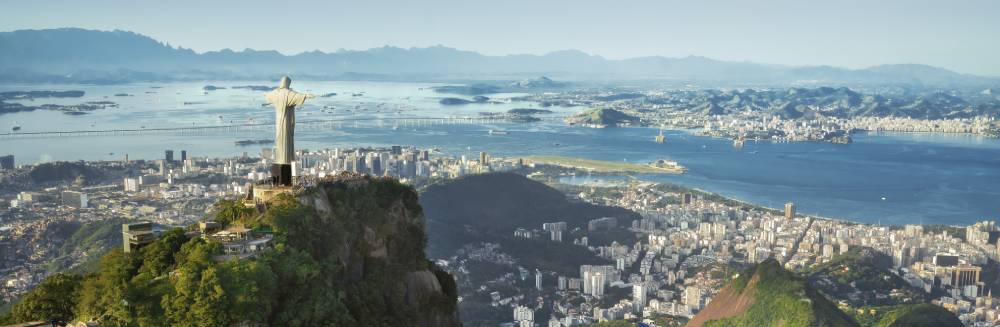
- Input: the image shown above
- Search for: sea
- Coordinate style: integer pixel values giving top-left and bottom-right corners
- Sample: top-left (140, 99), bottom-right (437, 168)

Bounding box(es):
top-left (2, 81), bottom-right (999, 226)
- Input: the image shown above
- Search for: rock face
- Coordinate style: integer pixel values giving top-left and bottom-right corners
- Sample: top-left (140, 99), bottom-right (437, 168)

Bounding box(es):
top-left (289, 174), bottom-right (461, 327)
top-left (688, 259), bottom-right (858, 327)
top-left (686, 274), bottom-right (758, 326)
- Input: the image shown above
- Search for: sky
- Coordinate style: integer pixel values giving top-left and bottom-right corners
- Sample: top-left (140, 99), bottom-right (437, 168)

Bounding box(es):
top-left (2, 0), bottom-right (999, 76)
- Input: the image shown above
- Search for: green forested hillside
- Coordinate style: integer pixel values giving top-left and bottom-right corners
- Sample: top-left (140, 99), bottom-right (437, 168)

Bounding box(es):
top-left (805, 248), bottom-right (928, 306)
top-left (853, 304), bottom-right (963, 327)
top-left (2, 176), bottom-right (460, 326)
top-left (690, 259), bottom-right (858, 327)
top-left (420, 172), bottom-right (639, 258)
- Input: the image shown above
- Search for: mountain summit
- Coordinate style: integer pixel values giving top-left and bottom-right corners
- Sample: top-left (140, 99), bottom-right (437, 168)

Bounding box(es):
top-left (687, 258), bottom-right (857, 327)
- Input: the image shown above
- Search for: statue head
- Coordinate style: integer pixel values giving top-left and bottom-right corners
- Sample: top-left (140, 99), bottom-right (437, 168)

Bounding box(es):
top-left (278, 76), bottom-right (291, 89)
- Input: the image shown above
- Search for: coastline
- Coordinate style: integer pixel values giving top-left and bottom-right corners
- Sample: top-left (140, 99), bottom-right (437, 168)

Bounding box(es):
top-left (553, 174), bottom-right (970, 230)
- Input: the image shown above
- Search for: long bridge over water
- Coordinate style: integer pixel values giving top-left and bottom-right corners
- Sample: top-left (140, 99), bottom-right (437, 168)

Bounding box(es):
top-left (0, 116), bottom-right (566, 139)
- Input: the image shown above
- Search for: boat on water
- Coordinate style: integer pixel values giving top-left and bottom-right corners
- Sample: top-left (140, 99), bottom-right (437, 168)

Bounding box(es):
top-left (733, 137), bottom-right (745, 148)
top-left (488, 130), bottom-right (509, 135)
top-left (655, 130), bottom-right (666, 143)
top-left (11, 121), bottom-right (21, 131)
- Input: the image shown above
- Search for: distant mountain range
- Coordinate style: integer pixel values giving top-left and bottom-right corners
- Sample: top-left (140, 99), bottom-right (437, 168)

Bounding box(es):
top-left (1, 28), bottom-right (998, 87)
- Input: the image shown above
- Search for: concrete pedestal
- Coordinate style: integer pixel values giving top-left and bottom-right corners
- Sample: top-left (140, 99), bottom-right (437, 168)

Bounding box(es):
top-left (250, 184), bottom-right (293, 204)
top-left (271, 163), bottom-right (292, 186)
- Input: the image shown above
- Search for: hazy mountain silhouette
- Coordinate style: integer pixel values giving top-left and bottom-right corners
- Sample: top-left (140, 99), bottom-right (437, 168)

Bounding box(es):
top-left (1, 28), bottom-right (996, 86)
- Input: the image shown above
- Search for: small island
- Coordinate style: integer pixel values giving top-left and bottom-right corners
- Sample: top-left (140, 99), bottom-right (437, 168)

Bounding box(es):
top-left (1, 89), bottom-right (116, 116)
top-left (431, 77), bottom-right (567, 96)
top-left (479, 111), bottom-right (543, 123)
top-left (564, 108), bottom-right (639, 127)
top-left (439, 96), bottom-right (490, 105)
top-left (431, 84), bottom-right (501, 95)
top-left (0, 90), bottom-right (85, 100)
top-left (507, 108), bottom-right (553, 115)
top-left (231, 85), bottom-right (273, 91)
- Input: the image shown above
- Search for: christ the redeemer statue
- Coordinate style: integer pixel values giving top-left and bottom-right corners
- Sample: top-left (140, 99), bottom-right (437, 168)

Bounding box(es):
top-left (264, 76), bottom-right (313, 186)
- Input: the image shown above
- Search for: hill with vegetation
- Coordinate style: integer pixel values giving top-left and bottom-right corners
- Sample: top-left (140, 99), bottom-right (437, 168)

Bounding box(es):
top-left (27, 162), bottom-right (106, 185)
top-left (805, 248), bottom-right (928, 306)
top-left (419, 172), bottom-right (639, 258)
top-left (2, 175), bottom-right (460, 326)
top-left (688, 258), bottom-right (858, 327)
top-left (565, 108), bottom-right (640, 127)
top-left (42, 218), bottom-right (128, 273)
top-left (853, 304), bottom-right (962, 327)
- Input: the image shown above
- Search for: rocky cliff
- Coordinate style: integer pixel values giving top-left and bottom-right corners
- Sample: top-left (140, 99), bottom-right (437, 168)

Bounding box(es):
top-left (292, 174), bottom-right (461, 327)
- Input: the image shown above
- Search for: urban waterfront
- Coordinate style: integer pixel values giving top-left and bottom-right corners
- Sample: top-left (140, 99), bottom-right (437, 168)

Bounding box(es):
top-left (2, 81), bottom-right (1000, 226)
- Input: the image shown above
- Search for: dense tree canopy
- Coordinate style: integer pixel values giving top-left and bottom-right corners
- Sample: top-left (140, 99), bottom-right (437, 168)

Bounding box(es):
top-left (2, 177), bottom-right (458, 326)
top-left (9, 273), bottom-right (82, 323)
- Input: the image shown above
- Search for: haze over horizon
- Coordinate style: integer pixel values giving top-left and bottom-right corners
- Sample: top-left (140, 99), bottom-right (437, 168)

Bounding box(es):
top-left (3, 0), bottom-right (999, 76)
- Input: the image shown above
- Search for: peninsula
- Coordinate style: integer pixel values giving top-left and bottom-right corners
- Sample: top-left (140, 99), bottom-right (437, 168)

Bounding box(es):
top-left (523, 155), bottom-right (685, 174)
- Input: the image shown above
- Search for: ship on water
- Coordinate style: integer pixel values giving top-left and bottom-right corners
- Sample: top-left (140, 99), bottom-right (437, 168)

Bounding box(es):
top-left (488, 129), bottom-right (509, 135)
top-left (654, 128), bottom-right (666, 143)
top-left (11, 121), bottom-right (21, 131)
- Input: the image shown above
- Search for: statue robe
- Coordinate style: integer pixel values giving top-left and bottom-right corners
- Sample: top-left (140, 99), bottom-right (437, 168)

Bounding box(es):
top-left (265, 88), bottom-right (308, 165)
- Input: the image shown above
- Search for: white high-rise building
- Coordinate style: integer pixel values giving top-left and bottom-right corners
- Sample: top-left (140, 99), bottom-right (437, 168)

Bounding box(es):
top-left (535, 270), bottom-right (543, 291)
top-left (684, 286), bottom-right (702, 311)
top-left (124, 177), bottom-right (140, 192)
top-left (514, 305), bottom-right (534, 326)
top-left (590, 273), bottom-right (606, 297)
top-left (633, 284), bottom-right (647, 313)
